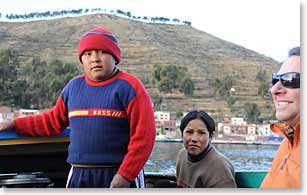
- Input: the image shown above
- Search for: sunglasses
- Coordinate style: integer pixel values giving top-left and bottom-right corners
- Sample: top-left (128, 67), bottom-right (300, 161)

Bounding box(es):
top-left (272, 72), bottom-right (300, 89)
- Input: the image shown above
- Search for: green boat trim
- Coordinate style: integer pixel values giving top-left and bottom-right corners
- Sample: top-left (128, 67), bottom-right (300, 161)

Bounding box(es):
top-left (144, 170), bottom-right (267, 188)
top-left (235, 170), bottom-right (267, 188)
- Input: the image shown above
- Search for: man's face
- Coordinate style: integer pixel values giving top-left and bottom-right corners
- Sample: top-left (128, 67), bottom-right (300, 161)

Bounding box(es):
top-left (81, 50), bottom-right (116, 82)
top-left (271, 56), bottom-right (300, 126)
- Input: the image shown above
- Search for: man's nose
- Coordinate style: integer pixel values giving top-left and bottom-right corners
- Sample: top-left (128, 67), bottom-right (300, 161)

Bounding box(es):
top-left (271, 81), bottom-right (283, 95)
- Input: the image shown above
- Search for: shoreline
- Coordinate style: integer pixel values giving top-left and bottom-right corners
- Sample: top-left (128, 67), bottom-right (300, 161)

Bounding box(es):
top-left (155, 138), bottom-right (281, 146)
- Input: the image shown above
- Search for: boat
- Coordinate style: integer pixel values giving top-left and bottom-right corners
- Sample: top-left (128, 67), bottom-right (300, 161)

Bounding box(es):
top-left (0, 129), bottom-right (267, 188)
top-left (0, 130), bottom-right (70, 187)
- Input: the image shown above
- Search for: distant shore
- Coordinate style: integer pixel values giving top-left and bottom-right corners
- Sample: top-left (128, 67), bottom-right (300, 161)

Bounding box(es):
top-left (155, 137), bottom-right (281, 146)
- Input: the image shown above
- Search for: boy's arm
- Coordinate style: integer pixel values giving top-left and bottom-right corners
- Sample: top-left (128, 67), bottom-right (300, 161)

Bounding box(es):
top-left (117, 90), bottom-right (156, 182)
top-left (13, 96), bottom-right (69, 136)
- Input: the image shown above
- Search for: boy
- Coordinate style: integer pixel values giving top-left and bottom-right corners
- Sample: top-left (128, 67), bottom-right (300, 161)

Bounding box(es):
top-left (0, 27), bottom-right (156, 188)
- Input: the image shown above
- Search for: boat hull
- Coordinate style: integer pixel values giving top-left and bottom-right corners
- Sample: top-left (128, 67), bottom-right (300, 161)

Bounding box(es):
top-left (0, 131), bottom-right (266, 188)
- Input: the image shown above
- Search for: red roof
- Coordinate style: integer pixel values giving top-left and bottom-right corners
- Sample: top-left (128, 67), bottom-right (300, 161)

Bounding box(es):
top-left (0, 106), bottom-right (12, 113)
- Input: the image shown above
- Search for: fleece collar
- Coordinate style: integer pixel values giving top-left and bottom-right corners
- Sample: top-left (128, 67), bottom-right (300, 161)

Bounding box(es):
top-left (270, 122), bottom-right (300, 148)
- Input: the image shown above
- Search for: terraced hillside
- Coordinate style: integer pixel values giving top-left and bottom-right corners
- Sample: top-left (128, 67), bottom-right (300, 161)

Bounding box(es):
top-left (0, 13), bottom-right (279, 120)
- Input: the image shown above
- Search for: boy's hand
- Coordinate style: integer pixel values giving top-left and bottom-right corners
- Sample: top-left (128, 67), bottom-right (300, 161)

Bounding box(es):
top-left (0, 121), bottom-right (14, 132)
top-left (110, 173), bottom-right (131, 188)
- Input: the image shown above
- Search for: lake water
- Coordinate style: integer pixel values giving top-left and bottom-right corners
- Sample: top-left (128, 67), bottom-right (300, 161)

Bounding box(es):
top-left (144, 141), bottom-right (279, 174)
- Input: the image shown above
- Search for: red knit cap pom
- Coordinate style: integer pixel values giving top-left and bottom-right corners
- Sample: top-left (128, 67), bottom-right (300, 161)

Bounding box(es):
top-left (78, 28), bottom-right (121, 64)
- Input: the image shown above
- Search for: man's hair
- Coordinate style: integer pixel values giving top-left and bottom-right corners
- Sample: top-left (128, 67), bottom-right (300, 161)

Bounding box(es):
top-left (288, 47), bottom-right (300, 57)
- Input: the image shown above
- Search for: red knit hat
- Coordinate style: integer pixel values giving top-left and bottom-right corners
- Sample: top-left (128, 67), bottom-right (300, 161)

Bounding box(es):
top-left (78, 28), bottom-right (121, 64)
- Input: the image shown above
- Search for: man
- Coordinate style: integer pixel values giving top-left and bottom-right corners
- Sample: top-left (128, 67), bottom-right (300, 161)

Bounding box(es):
top-left (261, 47), bottom-right (300, 188)
top-left (0, 27), bottom-right (156, 188)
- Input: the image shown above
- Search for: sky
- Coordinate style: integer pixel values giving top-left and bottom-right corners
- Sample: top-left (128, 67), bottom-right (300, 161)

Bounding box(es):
top-left (0, 0), bottom-right (301, 61)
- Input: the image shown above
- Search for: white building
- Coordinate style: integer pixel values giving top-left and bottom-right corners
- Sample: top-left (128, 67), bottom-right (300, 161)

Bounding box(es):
top-left (18, 109), bottom-right (40, 117)
top-left (154, 111), bottom-right (170, 121)
top-left (247, 124), bottom-right (257, 135)
top-left (222, 125), bottom-right (232, 134)
top-left (0, 106), bottom-right (13, 123)
top-left (257, 124), bottom-right (272, 136)
top-left (231, 117), bottom-right (246, 125)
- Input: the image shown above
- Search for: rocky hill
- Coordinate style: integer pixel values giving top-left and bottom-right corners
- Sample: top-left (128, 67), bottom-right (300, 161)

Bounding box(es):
top-left (0, 13), bottom-right (279, 120)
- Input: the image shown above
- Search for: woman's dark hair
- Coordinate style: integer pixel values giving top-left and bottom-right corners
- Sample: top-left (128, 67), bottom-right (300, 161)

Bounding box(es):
top-left (180, 110), bottom-right (215, 138)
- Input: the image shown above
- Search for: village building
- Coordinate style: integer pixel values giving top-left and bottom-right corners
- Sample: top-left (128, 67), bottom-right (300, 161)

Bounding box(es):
top-left (0, 106), bottom-right (14, 128)
top-left (154, 111), bottom-right (178, 138)
top-left (217, 117), bottom-right (282, 143)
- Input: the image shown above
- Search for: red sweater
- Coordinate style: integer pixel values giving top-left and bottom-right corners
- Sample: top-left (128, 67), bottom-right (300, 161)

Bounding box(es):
top-left (13, 71), bottom-right (156, 181)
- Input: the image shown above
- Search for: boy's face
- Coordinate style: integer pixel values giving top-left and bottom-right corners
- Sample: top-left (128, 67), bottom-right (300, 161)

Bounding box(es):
top-left (81, 50), bottom-right (116, 82)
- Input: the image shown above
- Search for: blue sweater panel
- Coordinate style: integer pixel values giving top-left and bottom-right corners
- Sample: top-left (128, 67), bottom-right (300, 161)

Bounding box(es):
top-left (61, 73), bottom-right (136, 165)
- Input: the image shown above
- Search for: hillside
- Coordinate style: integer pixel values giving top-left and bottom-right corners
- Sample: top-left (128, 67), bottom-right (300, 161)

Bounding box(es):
top-left (0, 13), bottom-right (279, 120)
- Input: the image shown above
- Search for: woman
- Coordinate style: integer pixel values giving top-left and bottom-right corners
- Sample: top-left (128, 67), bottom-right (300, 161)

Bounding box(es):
top-left (176, 110), bottom-right (237, 188)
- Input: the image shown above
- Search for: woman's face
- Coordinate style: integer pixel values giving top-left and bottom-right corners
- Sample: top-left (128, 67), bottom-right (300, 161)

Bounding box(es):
top-left (182, 119), bottom-right (210, 156)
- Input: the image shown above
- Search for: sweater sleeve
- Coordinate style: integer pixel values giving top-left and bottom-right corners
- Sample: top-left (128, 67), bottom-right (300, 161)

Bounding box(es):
top-left (13, 96), bottom-right (69, 136)
top-left (117, 87), bottom-right (156, 181)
